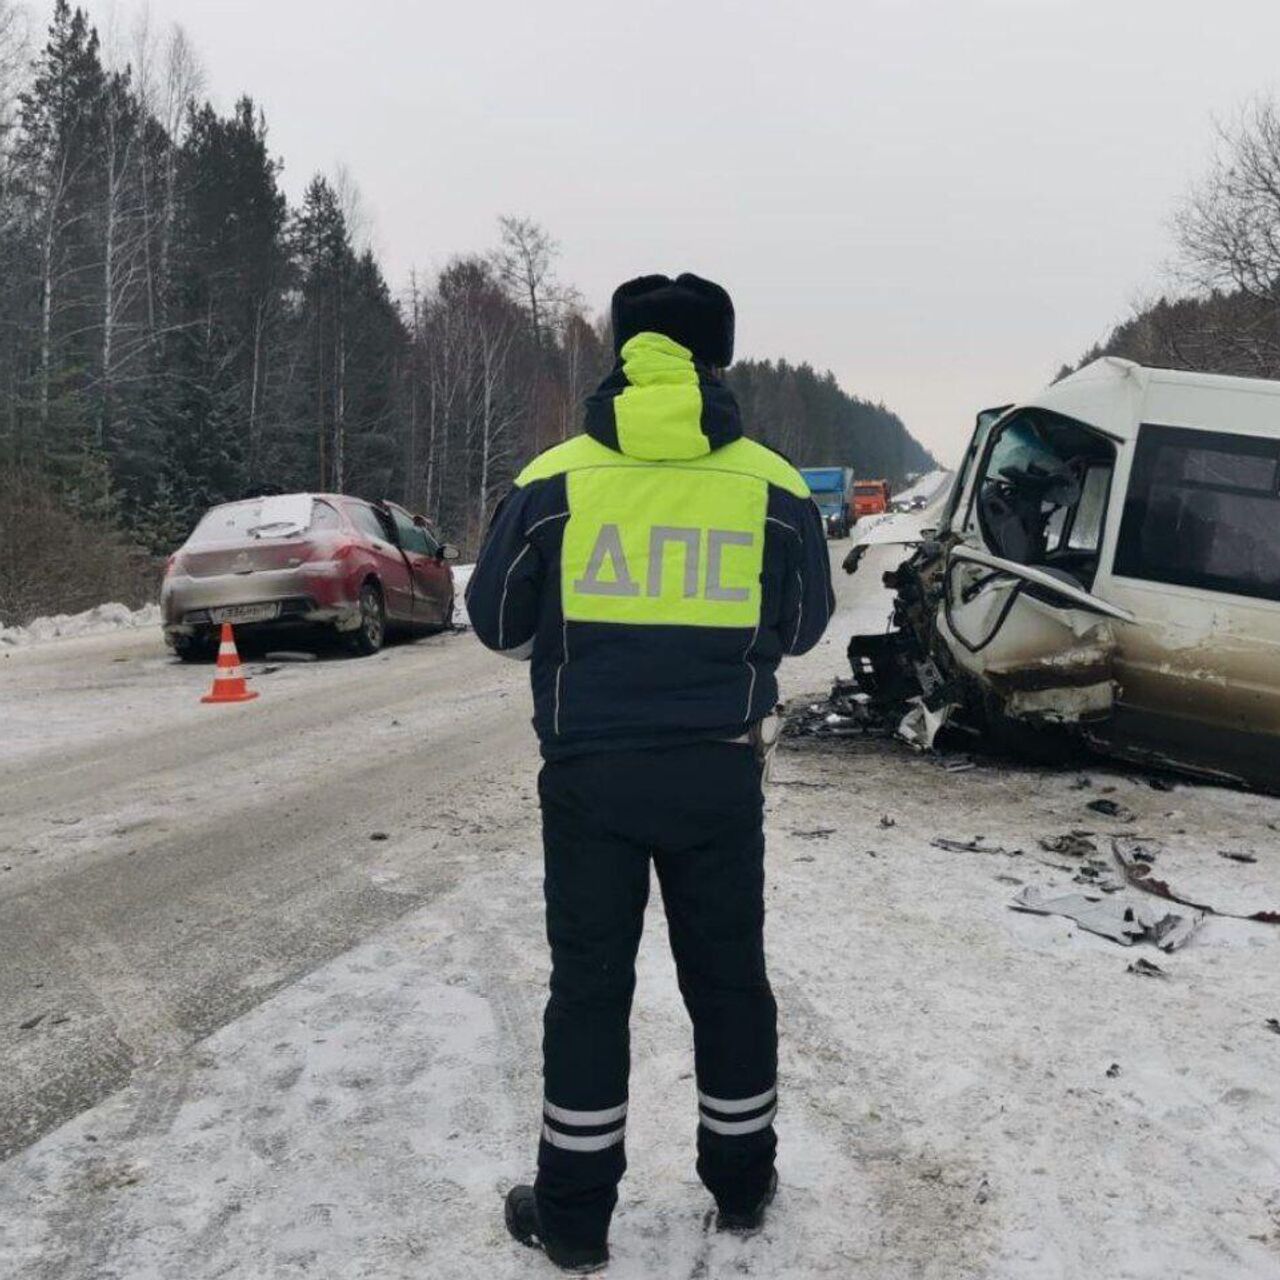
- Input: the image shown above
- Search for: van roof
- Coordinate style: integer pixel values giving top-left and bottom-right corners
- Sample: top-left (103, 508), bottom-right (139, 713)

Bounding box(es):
top-left (1022, 357), bottom-right (1280, 443)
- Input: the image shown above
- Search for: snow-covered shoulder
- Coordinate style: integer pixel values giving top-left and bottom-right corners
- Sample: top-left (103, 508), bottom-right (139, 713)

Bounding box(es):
top-left (0, 602), bottom-right (160, 648)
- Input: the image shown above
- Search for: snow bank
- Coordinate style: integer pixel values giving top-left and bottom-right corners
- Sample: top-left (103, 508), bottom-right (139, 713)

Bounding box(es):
top-left (0, 601), bottom-right (160, 648)
top-left (452, 563), bottom-right (474, 627)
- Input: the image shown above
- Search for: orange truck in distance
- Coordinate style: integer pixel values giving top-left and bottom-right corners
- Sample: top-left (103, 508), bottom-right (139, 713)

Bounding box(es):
top-left (853, 479), bottom-right (892, 519)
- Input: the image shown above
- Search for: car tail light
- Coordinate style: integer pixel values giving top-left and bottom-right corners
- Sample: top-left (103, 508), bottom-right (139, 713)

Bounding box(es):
top-left (165, 553), bottom-right (182, 577)
top-left (333, 540), bottom-right (358, 562)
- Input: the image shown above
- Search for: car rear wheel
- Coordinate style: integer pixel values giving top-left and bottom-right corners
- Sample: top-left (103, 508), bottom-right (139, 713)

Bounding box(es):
top-left (345, 583), bottom-right (385, 656)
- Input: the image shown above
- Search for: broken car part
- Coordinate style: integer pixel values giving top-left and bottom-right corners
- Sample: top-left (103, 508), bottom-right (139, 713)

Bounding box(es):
top-left (1112, 839), bottom-right (1280, 925)
top-left (1010, 886), bottom-right (1203, 952)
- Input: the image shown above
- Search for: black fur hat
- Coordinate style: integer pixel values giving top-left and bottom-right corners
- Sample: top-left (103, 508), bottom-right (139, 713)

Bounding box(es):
top-left (611, 273), bottom-right (735, 367)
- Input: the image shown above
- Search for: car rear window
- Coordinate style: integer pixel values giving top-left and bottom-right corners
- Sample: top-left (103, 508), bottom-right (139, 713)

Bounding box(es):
top-left (1115, 424), bottom-right (1280, 602)
top-left (189, 495), bottom-right (317, 545)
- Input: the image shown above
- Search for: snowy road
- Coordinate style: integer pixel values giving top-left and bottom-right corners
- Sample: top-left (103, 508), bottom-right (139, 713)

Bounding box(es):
top-left (3, 545), bottom-right (1280, 1278)
top-left (0, 622), bottom-right (533, 1159)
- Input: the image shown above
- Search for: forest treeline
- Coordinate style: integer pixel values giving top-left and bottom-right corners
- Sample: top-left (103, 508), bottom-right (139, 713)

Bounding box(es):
top-left (1067, 97), bottom-right (1280, 385)
top-left (0, 0), bottom-right (930, 624)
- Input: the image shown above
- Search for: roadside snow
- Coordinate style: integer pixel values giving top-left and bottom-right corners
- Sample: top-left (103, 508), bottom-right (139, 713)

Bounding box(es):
top-left (452, 563), bottom-right (474, 628)
top-left (0, 601), bottom-right (160, 648)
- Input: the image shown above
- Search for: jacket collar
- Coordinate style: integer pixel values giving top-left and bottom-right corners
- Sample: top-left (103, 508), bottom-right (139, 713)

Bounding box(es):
top-left (584, 332), bottom-right (742, 461)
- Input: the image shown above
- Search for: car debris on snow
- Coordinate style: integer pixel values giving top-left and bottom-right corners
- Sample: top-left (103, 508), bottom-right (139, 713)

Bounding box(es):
top-left (1010, 886), bottom-right (1203, 951)
top-left (1265, 1018), bottom-right (1280, 1036)
top-left (1113, 839), bottom-right (1280, 925)
top-left (783, 681), bottom-right (890, 741)
top-left (1127, 958), bottom-right (1168, 978)
top-left (932, 836), bottom-right (1023, 857)
top-left (1040, 833), bottom-right (1098, 858)
top-left (1085, 798), bottom-right (1136, 822)
top-left (1218, 850), bottom-right (1259, 865)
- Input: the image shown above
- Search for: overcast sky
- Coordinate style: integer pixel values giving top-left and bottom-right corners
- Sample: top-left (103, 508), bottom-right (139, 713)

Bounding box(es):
top-left (115, 0), bottom-right (1280, 462)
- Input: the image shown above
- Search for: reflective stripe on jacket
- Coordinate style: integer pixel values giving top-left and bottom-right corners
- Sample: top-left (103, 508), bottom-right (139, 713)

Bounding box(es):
top-left (466, 332), bottom-right (835, 758)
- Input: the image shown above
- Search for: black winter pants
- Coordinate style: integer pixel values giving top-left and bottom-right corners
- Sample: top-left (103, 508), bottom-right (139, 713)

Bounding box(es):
top-left (534, 742), bottom-right (778, 1252)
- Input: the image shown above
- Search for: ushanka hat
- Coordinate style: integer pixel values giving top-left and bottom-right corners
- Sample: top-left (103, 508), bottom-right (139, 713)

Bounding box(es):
top-left (611, 273), bottom-right (735, 367)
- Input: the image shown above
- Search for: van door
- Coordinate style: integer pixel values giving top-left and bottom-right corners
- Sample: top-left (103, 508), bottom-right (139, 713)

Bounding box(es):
top-left (933, 406), bottom-right (1012, 536)
top-left (942, 407), bottom-right (1126, 725)
top-left (1098, 422), bottom-right (1280, 779)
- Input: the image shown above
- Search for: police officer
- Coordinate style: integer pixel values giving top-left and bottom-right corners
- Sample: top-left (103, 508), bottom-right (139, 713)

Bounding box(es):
top-left (467, 273), bottom-right (833, 1273)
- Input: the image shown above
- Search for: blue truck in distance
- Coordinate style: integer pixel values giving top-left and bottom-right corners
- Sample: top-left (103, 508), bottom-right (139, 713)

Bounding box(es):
top-left (800, 466), bottom-right (856, 538)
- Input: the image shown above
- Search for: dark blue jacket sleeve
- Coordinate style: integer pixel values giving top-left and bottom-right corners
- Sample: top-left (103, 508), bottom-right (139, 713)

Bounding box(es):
top-left (777, 492), bottom-right (835, 655)
top-left (465, 486), bottom-right (544, 660)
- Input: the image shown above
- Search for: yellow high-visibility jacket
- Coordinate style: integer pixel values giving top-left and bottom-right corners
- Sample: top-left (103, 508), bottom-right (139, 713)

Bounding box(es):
top-left (467, 332), bottom-right (834, 758)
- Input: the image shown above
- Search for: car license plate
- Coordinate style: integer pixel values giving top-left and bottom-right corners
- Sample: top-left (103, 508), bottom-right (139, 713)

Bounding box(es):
top-left (209, 603), bottom-right (280, 624)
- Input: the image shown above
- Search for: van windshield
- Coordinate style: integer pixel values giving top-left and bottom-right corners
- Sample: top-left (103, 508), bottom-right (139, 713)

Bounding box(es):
top-left (973, 409), bottom-right (1116, 589)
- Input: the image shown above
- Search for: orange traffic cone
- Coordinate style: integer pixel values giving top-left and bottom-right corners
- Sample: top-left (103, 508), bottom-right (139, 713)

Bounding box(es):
top-left (201, 623), bottom-right (259, 704)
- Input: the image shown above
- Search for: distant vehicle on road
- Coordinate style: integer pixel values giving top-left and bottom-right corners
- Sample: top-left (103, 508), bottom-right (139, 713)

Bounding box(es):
top-left (800, 466), bottom-right (856, 538)
top-left (162, 493), bottom-right (459, 660)
top-left (853, 479), bottom-right (892, 519)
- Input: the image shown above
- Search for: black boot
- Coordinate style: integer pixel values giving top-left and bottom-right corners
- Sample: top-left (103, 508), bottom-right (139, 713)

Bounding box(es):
top-left (715, 1170), bottom-right (779, 1234)
top-left (504, 1185), bottom-right (609, 1274)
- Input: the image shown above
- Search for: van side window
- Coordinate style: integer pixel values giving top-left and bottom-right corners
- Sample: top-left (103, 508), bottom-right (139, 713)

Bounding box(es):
top-left (1115, 424), bottom-right (1280, 602)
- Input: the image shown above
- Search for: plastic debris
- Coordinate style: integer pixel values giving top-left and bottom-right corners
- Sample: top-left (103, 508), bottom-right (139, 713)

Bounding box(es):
top-left (1086, 798), bottom-right (1136, 822)
top-left (933, 836), bottom-right (1023, 857)
top-left (1040, 833), bottom-right (1098, 858)
top-left (898, 697), bottom-right (958, 751)
top-left (1010, 885), bottom-right (1203, 951)
top-left (1113, 839), bottom-right (1280, 925)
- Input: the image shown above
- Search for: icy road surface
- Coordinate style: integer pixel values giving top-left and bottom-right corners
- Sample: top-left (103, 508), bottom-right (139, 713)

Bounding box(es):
top-left (2, 547), bottom-right (1280, 1279)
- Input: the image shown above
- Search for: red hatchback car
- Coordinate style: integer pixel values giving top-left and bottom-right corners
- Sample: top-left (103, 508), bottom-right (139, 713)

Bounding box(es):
top-left (161, 493), bottom-right (459, 660)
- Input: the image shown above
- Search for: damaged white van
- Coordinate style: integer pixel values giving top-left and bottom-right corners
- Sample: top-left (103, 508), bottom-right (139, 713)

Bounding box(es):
top-left (851, 357), bottom-right (1280, 789)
